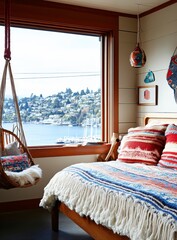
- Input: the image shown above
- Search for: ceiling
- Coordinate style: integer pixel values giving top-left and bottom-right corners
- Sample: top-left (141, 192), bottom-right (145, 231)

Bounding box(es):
top-left (46, 0), bottom-right (170, 15)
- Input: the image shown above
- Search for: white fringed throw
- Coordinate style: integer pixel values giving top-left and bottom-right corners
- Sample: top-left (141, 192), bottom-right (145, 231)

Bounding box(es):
top-left (40, 162), bottom-right (177, 240)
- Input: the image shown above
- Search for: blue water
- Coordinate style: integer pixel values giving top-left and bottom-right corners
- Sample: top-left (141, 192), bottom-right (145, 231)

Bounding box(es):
top-left (2, 123), bottom-right (101, 146)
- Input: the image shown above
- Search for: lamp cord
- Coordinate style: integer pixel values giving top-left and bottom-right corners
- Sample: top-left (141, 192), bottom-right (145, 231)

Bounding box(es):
top-left (137, 14), bottom-right (140, 44)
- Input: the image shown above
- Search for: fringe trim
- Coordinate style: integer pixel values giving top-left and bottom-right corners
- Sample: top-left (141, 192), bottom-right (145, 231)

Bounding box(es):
top-left (40, 171), bottom-right (177, 240)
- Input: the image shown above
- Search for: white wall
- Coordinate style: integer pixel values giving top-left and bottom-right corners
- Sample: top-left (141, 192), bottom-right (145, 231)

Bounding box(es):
top-left (137, 3), bottom-right (177, 125)
top-left (119, 17), bottom-right (137, 135)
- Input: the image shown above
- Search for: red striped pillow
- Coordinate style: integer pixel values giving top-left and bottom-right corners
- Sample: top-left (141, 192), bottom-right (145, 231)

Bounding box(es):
top-left (117, 125), bottom-right (166, 165)
top-left (158, 124), bottom-right (177, 169)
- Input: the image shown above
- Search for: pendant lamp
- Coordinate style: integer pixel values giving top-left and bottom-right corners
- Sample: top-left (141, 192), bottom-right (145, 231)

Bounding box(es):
top-left (130, 14), bottom-right (146, 68)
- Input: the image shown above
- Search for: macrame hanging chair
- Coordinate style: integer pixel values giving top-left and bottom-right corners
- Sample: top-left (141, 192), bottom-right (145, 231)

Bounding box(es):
top-left (0, 0), bottom-right (42, 189)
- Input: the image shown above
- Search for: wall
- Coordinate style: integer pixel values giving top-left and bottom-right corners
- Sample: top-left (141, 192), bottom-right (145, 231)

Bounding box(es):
top-left (119, 16), bottom-right (137, 136)
top-left (137, 3), bottom-right (177, 125)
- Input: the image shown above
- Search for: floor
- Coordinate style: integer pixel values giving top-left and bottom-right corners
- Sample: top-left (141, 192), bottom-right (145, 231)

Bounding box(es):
top-left (0, 208), bottom-right (94, 240)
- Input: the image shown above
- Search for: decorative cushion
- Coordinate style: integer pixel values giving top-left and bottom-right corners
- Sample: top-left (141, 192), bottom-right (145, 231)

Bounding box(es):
top-left (0, 153), bottom-right (30, 172)
top-left (3, 141), bottom-right (21, 156)
top-left (117, 125), bottom-right (167, 165)
top-left (158, 124), bottom-right (177, 169)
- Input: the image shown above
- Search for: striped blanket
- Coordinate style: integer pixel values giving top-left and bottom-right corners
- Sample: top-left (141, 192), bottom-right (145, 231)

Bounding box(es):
top-left (40, 161), bottom-right (177, 240)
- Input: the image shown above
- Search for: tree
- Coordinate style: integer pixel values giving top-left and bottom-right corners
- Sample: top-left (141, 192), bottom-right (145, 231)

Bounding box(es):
top-left (53, 98), bottom-right (60, 108)
top-left (80, 89), bottom-right (85, 95)
top-left (66, 88), bottom-right (72, 95)
top-left (66, 99), bottom-right (71, 105)
top-left (86, 87), bottom-right (90, 94)
top-left (73, 91), bottom-right (79, 96)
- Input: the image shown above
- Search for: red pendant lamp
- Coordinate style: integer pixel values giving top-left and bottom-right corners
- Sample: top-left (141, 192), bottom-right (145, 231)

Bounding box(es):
top-left (130, 14), bottom-right (146, 68)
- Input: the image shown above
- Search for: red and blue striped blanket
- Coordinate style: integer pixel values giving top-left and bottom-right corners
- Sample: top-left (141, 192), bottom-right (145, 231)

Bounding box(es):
top-left (40, 161), bottom-right (177, 240)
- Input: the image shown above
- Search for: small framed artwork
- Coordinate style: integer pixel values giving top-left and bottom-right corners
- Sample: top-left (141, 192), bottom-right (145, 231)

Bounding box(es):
top-left (138, 85), bottom-right (158, 106)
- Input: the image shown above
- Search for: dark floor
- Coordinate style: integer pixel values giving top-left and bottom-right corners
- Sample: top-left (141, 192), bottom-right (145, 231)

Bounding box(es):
top-left (0, 208), bottom-right (94, 240)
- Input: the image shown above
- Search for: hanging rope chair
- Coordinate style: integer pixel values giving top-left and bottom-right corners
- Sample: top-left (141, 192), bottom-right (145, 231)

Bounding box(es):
top-left (0, 0), bottom-right (42, 189)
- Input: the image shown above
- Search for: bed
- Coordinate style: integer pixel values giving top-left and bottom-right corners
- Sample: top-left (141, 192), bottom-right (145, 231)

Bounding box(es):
top-left (40, 114), bottom-right (177, 240)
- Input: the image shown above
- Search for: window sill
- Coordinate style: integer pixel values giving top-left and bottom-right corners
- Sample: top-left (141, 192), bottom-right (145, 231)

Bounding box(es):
top-left (29, 143), bottom-right (111, 158)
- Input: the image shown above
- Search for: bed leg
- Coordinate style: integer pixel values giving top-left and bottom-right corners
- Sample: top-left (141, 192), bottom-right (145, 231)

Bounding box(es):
top-left (51, 200), bottom-right (59, 232)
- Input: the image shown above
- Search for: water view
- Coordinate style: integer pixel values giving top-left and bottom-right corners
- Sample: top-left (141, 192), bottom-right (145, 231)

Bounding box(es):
top-left (3, 123), bottom-right (101, 146)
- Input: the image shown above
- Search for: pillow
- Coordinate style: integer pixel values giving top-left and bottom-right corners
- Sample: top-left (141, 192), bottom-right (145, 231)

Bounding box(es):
top-left (3, 141), bottom-right (21, 156)
top-left (158, 124), bottom-right (177, 169)
top-left (117, 125), bottom-right (167, 165)
top-left (1, 153), bottom-right (30, 172)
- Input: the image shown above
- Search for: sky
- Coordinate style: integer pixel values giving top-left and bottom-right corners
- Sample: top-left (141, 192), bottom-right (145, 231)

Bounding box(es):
top-left (0, 26), bottom-right (101, 97)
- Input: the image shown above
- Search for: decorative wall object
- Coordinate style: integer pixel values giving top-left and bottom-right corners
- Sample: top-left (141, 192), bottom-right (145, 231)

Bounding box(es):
top-left (166, 47), bottom-right (177, 103)
top-left (138, 85), bottom-right (158, 106)
top-left (130, 43), bottom-right (146, 68)
top-left (130, 15), bottom-right (146, 68)
top-left (144, 70), bottom-right (155, 83)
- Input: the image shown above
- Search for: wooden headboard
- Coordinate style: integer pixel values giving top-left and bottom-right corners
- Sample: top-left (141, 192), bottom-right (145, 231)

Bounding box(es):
top-left (144, 113), bottom-right (177, 126)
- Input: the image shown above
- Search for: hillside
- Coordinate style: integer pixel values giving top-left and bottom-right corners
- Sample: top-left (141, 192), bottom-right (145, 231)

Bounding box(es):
top-left (3, 88), bottom-right (101, 127)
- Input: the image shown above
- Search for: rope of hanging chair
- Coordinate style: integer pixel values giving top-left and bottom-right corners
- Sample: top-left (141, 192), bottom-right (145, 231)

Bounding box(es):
top-left (0, 63), bottom-right (28, 148)
top-left (0, 0), bottom-right (27, 147)
top-left (4, 0), bottom-right (11, 60)
top-left (9, 62), bottom-right (27, 146)
top-left (0, 0), bottom-right (11, 123)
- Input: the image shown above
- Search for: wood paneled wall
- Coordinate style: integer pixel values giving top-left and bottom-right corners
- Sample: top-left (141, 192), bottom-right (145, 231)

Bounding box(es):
top-left (118, 17), bottom-right (137, 136)
top-left (137, 3), bottom-right (177, 125)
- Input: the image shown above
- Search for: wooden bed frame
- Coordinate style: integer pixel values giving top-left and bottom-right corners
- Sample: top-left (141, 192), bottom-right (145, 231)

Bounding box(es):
top-left (51, 113), bottom-right (177, 240)
top-left (52, 200), bottom-right (129, 240)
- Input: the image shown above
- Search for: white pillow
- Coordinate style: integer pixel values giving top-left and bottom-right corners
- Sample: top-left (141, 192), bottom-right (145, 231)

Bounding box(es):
top-left (3, 141), bottom-right (21, 156)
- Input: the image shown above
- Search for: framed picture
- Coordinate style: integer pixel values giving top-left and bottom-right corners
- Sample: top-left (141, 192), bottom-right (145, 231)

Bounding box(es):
top-left (138, 85), bottom-right (158, 106)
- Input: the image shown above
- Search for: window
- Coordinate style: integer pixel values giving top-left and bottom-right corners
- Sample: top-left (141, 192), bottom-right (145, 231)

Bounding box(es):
top-left (0, 27), bottom-right (102, 146)
top-left (0, 1), bottom-right (119, 157)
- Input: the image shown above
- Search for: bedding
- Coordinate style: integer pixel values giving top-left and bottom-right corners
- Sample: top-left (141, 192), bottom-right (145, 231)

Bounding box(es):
top-left (158, 124), bottom-right (177, 169)
top-left (40, 160), bottom-right (177, 240)
top-left (117, 125), bottom-right (167, 165)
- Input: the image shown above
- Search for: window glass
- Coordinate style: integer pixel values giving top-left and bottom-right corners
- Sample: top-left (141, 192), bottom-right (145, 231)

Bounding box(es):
top-left (0, 27), bottom-right (102, 146)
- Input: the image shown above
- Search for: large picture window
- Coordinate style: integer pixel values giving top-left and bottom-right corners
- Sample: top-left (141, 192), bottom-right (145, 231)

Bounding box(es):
top-left (0, 0), bottom-right (118, 157)
top-left (0, 27), bottom-right (102, 146)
